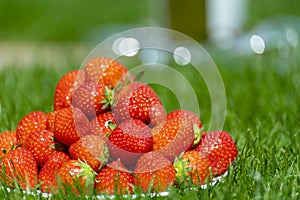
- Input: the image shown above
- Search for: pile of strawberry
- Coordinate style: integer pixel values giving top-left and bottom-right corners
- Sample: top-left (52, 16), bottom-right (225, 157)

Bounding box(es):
top-left (0, 57), bottom-right (238, 195)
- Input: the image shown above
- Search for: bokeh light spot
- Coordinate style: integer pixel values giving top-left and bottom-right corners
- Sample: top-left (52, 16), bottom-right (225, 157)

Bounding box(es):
top-left (112, 37), bottom-right (126, 56)
top-left (250, 35), bottom-right (265, 54)
top-left (173, 47), bottom-right (191, 65)
top-left (118, 37), bottom-right (140, 57)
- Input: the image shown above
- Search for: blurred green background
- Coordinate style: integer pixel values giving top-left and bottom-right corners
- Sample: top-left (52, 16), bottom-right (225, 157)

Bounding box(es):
top-left (0, 0), bottom-right (156, 43)
top-left (0, 0), bottom-right (299, 42)
top-left (0, 0), bottom-right (299, 69)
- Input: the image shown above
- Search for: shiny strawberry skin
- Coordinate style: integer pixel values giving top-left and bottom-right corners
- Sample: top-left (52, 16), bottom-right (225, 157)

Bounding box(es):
top-left (0, 130), bottom-right (18, 157)
top-left (54, 70), bottom-right (85, 110)
top-left (90, 112), bottom-right (117, 136)
top-left (174, 150), bottom-right (210, 185)
top-left (22, 130), bottom-right (58, 166)
top-left (113, 82), bottom-right (166, 126)
top-left (47, 107), bottom-right (91, 146)
top-left (39, 152), bottom-right (70, 193)
top-left (152, 117), bottom-right (195, 161)
top-left (108, 119), bottom-right (153, 168)
top-left (167, 110), bottom-right (202, 129)
top-left (95, 160), bottom-right (134, 195)
top-left (69, 134), bottom-right (109, 172)
top-left (84, 57), bottom-right (128, 89)
top-left (133, 151), bottom-right (176, 192)
top-left (195, 131), bottom-right (238, 175)
top-left (0, 148), bottom-right (38, 189)
top-left (72, 81), bottom-right (108, 118)
top-left (16, 111), bottom-right (47, 146)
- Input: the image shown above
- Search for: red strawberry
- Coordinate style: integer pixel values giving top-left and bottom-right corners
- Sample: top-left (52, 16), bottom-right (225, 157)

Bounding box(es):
top-left (22, 130), bottom-right (61, 166)
top-left (167, 110), bottom-right (202, 128)
top-left (152, 117), bottom-right (195, 161)
top-left (174, 150), bottom-right (210, 185)
top-left (58, 159), bottom-right (96, 194)
top-left (72, 82), bottom-right (112, 118)
top-left (90, 112), bottom-right (117, 136)
top-left (95, 160), bottom-right (134, 195)
top-left (54, 70), bottom-right (85, 110)
top-left (69, 134), bottom-right (109, 172)
top-left (47, 107), bottom-right (91, 146)
top-left (167, 110), bottom-right (203, 148)
top-left (195, 131), bottom-right (238, 175)
top-left (84, 57), bottom-right (128, 89)
top-left (108, 119), bottom-right (153, 169)
top-left (0, 148), bottom-right (38, 189)
top-left (133, 151), bottom-right (176, 192)
top-left (0, 131), bottom-right (18, 156)
top-left (16, 111), bottom-right (47, 146)
top-left (112, 82), bottom-right (166, 127)
top-left (39, 152), bottom-right (70, 193)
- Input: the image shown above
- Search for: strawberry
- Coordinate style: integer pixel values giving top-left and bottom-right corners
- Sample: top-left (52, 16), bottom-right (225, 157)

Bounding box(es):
top-left (174, 150), bottom-right (210, 185)
top-left (84, 57), bottom-right (128, 89)
top-left (69, 134), bottom-right (109, 172)
top-left (16, 111), bottom-right (47, 146)
top-left (58, 159), bottom-right (96, 194)
top-left (167, 110), bottom-right (202, 129)
top-left (72, 81), bottom-right (112, 118)
top-left (194, 131), bottom-right (238, 175)
top-left (47, 107), bottom-right (91, 146)
top-left (22, 130), bottom-right (61, 166)
top-left (152, 116), bottom-right (195, 161)
top-left (0, 131), bottom-right (18, 156)
top-left (112, 82), bottom-right (166, 127)
top-left (0, 148), bottom-right (38, 189)
top-left (39, 152), bottom-right (70, 193)
top-left (133, 151), bottom-right (176, 192)
top-left (95, 160), bottom-right (134, 195)
top-left (54, 70), bottom-right (85, 110)
top-left (108, 119), bottom-right (153, 169)
top-left (167, 110), bottom-right (203, 148)
top-left (90, 112), bottom-right (117, 136)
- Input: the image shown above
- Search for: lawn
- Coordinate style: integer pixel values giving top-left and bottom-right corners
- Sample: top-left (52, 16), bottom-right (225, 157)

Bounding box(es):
top-left (0, 46), bottom-right (299, 199)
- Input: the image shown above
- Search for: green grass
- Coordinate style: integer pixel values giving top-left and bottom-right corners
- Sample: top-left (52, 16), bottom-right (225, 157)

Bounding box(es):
top-left (0, 49), bottom-right (299, 199)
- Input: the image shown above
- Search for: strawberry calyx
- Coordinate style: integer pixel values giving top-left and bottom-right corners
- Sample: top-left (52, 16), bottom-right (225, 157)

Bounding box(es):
top-left (192, 125), bottom-right (205, 148)
top-left (101, 86), bottom-right (115, 109)
top-left (97, 144), bottom-right (110, 171)
top-left (100, 74), bottom-right (135, 110)
top-left (173, 152), bottom-right (192, 184)
top-left (105, 120), bottom-right (117, 132)
top-left (104, 121), bottom-right (117, 138)
top-left (74, 159), bottom-right (97, 192)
